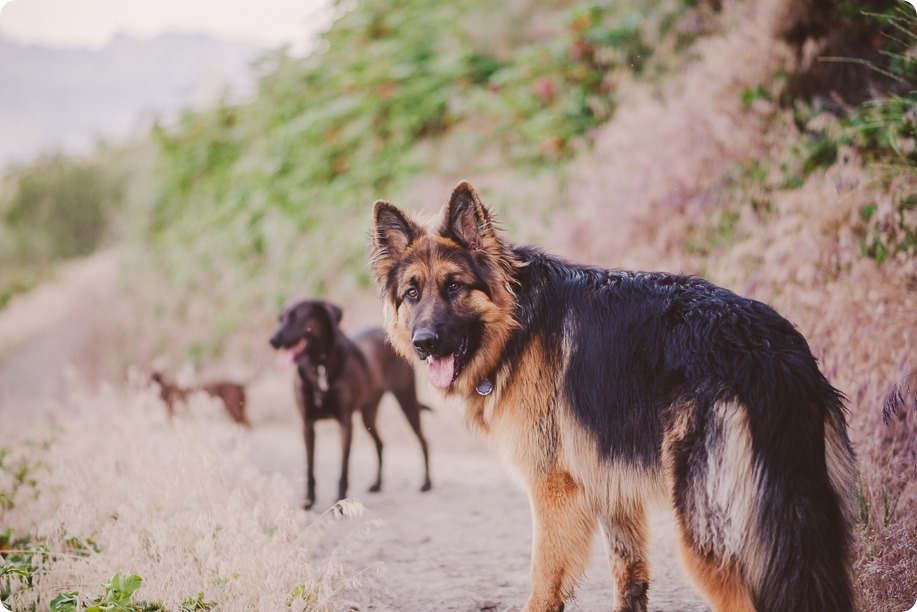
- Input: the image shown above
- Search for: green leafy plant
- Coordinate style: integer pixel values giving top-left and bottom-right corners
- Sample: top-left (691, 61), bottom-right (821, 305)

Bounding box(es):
top-left (0, 447), bottom-right (43, 514)
top-left (50, 573), bottom-right (165, 612)
top-left (858, 195), bottom-right (916, 263)
top-left (180, 592), bottom-right (217, 611)
top-left (1, 528), bottom-right (107, 606)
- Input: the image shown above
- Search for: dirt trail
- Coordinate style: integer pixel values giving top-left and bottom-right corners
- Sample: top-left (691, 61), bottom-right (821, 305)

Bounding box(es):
top-left (248, 401), bottom-right (710, 611)
top-left (0, 250), bottom-right (120, 416)
top-left (0, 254), bottom-right (709, 611)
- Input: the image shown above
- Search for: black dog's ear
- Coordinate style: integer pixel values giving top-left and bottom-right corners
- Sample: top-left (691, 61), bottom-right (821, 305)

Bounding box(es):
top-left (370, 200), bottom-right (422, 283)
top-left (440, 180), bottom-right (501, 252)
top-left (322, 302), bottom-right (343, 325)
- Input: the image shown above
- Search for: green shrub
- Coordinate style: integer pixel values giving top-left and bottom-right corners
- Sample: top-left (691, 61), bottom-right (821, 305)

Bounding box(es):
top-left (144, 0), bottom-right (696, 361)
top-left (1, 155), bottom-right (124, 266)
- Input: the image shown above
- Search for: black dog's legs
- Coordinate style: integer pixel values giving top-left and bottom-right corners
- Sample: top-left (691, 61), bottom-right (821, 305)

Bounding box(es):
top-left (303, 420), bottom-right (317, 510)
top-left (393, 390), bottom-right (432, 492)
top-left (338, 413), bottom-right (354, 502)
top-left (362, 405), bottom-right (384, 493)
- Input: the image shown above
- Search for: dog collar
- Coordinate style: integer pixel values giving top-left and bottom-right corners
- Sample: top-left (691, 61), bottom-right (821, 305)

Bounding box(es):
top-left (476, 379), bottom-right (493, 396)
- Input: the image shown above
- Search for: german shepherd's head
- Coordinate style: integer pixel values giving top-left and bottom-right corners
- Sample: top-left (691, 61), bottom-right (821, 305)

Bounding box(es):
top-left (369, 181), bottom-right (520, 396)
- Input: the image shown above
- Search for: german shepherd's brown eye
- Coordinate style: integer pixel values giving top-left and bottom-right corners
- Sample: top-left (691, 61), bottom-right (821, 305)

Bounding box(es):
top-left (447, 281), bottom-right (462, 294)
top-left (404, 287), bottom-right (419, 301)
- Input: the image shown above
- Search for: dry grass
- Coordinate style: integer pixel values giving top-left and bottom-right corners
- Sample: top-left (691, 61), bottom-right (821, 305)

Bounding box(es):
top-left (0, 373), bottom-right (380, 610)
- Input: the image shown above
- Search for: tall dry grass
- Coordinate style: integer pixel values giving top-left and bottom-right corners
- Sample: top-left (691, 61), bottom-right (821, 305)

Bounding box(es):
top-left (1, 373), bottom-right (380, 610)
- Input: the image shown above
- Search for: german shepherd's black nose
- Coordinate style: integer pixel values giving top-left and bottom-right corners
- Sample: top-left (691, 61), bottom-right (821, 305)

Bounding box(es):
top-left (269, 333), bottom-right (282, 349)
top-left (412, 329), bottom-right (439, 356)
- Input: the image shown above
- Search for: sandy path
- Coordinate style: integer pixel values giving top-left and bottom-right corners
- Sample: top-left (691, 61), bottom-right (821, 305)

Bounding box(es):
top-left (0, 250), bottom-right (120, 416)
top-left (247, 389), bottom-right (710, 611)
top-left (0, 254), bottom-right (709, 611)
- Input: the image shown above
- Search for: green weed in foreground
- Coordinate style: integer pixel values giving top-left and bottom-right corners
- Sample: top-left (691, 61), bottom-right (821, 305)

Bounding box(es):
top-left (0, 529), bottom-right (101, 610)
top-left (51, 573), bottom-right (164, 612)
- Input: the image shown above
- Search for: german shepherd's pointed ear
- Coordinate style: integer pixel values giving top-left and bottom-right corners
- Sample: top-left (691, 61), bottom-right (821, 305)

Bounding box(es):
top-left (440, 180), bottom-right (501, 252)
top-left (371, 200), bottom-right (423, 282)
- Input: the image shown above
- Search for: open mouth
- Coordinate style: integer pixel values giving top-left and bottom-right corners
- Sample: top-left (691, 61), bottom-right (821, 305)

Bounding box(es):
top-left (277, 337), bottom-right (308, 367)
top-left (424, 335), bottom-right (469, 389)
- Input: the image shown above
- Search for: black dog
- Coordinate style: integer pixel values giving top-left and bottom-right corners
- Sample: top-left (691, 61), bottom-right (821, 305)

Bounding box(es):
top-left (270, 299), bottom-right (432, 509)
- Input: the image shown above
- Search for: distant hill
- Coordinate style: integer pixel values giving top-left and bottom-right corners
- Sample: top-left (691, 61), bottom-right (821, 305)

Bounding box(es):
top-left (0, 32), bottom-right (264, 170)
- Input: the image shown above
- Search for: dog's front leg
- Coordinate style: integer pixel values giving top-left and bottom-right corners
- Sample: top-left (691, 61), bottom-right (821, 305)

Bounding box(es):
top-left (337, 412), bottom-right (354, 502)
top-left (599, 507), bottom-right (651, 612)
top-left (523, 470), bottom-right (595, 612)
top-left (303, 419), bottom-right (317, 510)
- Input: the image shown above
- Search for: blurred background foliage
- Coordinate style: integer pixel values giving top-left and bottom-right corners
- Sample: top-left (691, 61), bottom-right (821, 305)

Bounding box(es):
top-left (146, 0), bottom-right (696, 319)
top-left (0, 0), bottom-right (913, 351)
top-left (0, 152), bottom-right (124, 308)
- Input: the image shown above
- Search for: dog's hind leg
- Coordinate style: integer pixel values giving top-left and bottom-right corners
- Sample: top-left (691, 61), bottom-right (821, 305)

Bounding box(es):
top-left (337, 412), bottom-right (354, 502)
top-left (361, 400), bottom-right (384, 493)
top-left (392, 388), bottom-right (432, 492)
top-left (303, 420), bottom-right (317, 510)
top-left (674, 528), bottom-right (754, 612)
top-left (523, 470), bottom-right (595, 612)
top-left (599, 505), bottom-right (651, 612)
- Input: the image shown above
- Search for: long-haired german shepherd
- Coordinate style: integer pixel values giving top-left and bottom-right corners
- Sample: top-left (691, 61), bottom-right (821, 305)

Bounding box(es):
top-left (369, 181), bottom-right (857, 612)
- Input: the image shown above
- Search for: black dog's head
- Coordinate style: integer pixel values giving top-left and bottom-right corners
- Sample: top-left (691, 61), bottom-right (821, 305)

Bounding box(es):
top-left (269, 300), bottom-right (343, 364)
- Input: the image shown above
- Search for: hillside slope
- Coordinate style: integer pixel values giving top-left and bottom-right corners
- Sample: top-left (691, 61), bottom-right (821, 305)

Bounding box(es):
top-left (564, 1), bottom-right (915, 608)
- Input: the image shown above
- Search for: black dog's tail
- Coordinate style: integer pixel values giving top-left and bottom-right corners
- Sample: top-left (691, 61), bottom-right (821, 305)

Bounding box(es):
top-left (740, 359), bottom-right (858, 611)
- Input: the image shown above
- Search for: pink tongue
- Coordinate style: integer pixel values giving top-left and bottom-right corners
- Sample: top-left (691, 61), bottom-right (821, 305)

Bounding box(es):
top-left (426, 354), bottom-right (455, 388)
top-left (276, 340), bottom-right (307, 369)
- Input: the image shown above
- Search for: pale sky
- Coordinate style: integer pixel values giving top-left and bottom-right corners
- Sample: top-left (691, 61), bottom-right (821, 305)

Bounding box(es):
top-left (0, 0), bottom-right (331, 50)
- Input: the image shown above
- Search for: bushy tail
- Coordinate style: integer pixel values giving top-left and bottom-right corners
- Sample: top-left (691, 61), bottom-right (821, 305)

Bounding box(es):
top-left (744, 380), bottom-right (858, 612)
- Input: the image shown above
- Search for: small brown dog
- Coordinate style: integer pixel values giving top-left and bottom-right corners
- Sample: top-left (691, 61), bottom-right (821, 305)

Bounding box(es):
top-left (151, 371), bottom-right (250, 427)
top-left (270, 299), bottom-right (432, 509)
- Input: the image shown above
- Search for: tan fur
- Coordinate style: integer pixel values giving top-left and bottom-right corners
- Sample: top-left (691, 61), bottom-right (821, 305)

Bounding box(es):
top-left (524, 470), bottom-right (595, 612)
top-left (661, 399), bottom-right (766, 606)
top-left (676, 536), bottom-right (756, 612)
top-left (477, 338), bottom-right (559, 475)
top-left (600, 507), bottom-right (652, 611)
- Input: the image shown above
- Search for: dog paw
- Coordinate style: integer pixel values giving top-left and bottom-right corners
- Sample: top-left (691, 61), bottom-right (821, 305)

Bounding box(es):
top-left (521, 599), bottom-right (564, 612)
top-left (420, 481), bottom-right (432, 492)
top-left (303, 498), bottom-right (315, 510)
top-left (614, 581), bottom-right (648, 612)
top-left (368, 483), bottom-right (382, 493)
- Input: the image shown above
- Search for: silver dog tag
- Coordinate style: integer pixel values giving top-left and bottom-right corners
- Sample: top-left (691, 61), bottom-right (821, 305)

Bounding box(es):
top-left (476, 379), bottom-right (493, 396)
top-left (317, 365), bottom-right (329, 392)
